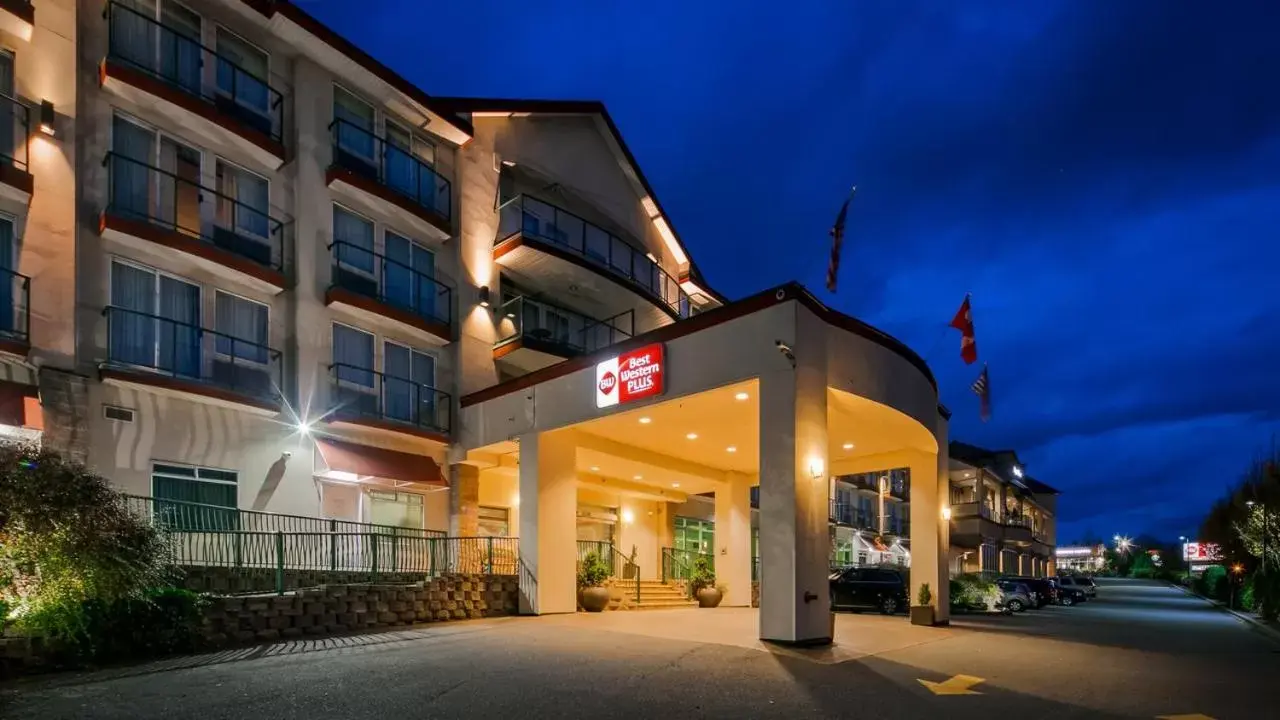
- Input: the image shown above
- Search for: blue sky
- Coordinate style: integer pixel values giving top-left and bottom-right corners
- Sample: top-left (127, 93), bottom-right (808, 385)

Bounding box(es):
top-left (303, 0), bottom-right (1280, 542)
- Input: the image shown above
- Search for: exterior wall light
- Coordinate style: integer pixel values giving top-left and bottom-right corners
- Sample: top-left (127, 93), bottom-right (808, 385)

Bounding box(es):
top-left (941, 507), bottom-right (952, 521)
top-left (808, 457), bottom-right (825, 480)
top-left (39, 100), bottom-right (56, 136)
top-left (621, 508), bottom-right (635, 524)
top-left (478, 286), bottom-right (491, 308)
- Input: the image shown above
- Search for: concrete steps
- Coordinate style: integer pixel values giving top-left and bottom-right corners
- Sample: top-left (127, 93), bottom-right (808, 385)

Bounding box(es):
top-left (612, 580), bottom-right (697, 609)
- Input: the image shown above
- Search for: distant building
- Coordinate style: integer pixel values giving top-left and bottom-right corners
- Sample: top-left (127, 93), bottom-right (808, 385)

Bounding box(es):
top-left (1056, 545), bottom-right (1106, 573)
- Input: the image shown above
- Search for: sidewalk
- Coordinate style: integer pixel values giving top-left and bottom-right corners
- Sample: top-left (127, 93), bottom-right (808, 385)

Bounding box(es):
top-left (1167, 581), bottom-right (1280, 645)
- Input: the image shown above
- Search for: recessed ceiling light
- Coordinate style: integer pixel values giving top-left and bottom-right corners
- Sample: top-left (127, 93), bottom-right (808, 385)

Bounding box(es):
top-left (686, 432), bottom-right (698, 440)
top-left (671, 482), bottom-right (680, 488)
top-left (639, 417), bottom-right (652, 424)
top-left (590, 466), bottom-right (600, 472)
top-left (633, 474), bottom-right (643, 480)
top-left (734, 392), bottom-right (749, 401)
top-left (842, 442), bottom-right (854, 450)
top-left (726, 446), bottom-right (737, 453)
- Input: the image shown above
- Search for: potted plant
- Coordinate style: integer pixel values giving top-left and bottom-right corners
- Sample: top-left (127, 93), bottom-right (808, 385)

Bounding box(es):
top-left (691, 555), bottom-right (723, 608)
top-left (623, 544), bottom-right (639, 580)
top-left (911, 582), bottom-right (936, 626)
top-left (578, 552), bottom-right (611, 612)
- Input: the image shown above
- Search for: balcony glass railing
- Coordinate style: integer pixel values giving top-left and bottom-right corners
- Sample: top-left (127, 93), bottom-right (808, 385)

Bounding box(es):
top-left (497, 195), bottom-right (692, 319)
top-left (0, 93), bottom-right (28, 175)
top-left (328, 363), bottom-right (451, 435)
top-left (0, 267), bottom-right (29, 344)
top-left (496, 295), bottom-right (633, 356)
top-left (328, 240), bottom-right (452, 331)
top-left (105, 2), bottom-right (285, 143)
top-left (104, 153), bottom-right (287, 273)
top-left (328, 118), bottom-right (451, 223)
top-left (104, 306), bottom-right (282, 401)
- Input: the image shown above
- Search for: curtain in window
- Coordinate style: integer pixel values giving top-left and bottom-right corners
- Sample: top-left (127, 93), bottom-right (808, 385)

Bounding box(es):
top-left (384, 123), bottom-right (417, 200)
top-left (384, 232), bottom-right (435, 318)
top-left (214, 292), bottom-right (267, 363)
top-left (384, 343), bottom-right (435, 426)
top-left (110, 262), bottom-right (157, 367)
top-left (220, 164), bottom-right (269, 239)
top-left (158, 137), bottom-right (201, 234)
top-left (333, 207), bottom-right (374, 273)
top-left (0, 52), bottom-right (14, 166)
top-left (215, 30), bottom-right (269, 116)
top-left (0, 219), bottom-right (14, 335)
top-left (334, 88), bottom-right (375, 160)
top-left (157, 275), bottom-right (200, 378)
top-left (112, 116), bottom-right (155, 219)
top-left (110, 0), bottom-right (158, 76)
top-left (159, 2), bottom-right (202, 95)
top-left (332, 324), bottom-right (374, 388)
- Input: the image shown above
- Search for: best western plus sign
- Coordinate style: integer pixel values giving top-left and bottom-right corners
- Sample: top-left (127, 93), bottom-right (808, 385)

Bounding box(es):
top-left (595, 343), bottom-right (665, 409)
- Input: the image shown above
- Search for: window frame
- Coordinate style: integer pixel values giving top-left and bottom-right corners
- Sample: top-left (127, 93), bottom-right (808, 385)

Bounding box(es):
top-left (213, 288), bottom-right (269, 367)
top-left (151, 460), bottom-right (239, 531)
top-left (107, 256), bottom-right (203, 369)
top-left (214, 156), bottom-right (272, 242)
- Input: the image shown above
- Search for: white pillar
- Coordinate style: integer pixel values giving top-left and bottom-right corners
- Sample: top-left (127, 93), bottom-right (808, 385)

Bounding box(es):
top-left (758, 309), bottom-right (830, 645)
top-left (715, 472), bottom-right (753, 607)
top-left (518, 430), bottom-right (577, 615)
top-left (907, 444), bottom-right (949, 623)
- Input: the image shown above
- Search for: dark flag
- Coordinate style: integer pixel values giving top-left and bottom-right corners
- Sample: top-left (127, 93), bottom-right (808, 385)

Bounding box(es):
top-left (826, 187), bottom-right (857, 292)
top-left (971, 364), bottom-right (991, 422)
top-left (950, 294), bottom-right (978, 364)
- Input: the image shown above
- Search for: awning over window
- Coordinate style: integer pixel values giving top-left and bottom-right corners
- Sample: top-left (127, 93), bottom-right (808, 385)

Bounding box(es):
top-left (314, 438), bottom-right (447, 488)
top-left (0, 380), bottom-right (41, 431)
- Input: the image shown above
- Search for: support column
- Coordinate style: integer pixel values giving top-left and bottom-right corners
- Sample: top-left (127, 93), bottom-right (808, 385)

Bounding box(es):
top-left (517, 430), bottom-right (577, 615)
top-left (450, 464), bottom-right (480, 537)
top-left (715, 472), bottom-right (753, 607)
top-left (758, 309), bottom-right (830, 645)
top-left (908, 449), bottom-right (949, 624)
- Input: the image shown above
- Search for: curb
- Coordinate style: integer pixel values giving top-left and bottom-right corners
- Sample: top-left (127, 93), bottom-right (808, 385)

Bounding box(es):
top-left (1169, 581), bottom-right (1280, 646)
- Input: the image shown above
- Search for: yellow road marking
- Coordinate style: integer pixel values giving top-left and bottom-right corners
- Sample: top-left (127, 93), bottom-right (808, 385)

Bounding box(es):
top-left (918, 674), bottom-right (984, 696)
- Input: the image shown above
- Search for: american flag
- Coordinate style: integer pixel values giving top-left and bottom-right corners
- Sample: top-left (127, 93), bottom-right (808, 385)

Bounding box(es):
top-left (826, 187), bottom-right (857, 292)
top-left (971, 364), bottom-right (991, 422)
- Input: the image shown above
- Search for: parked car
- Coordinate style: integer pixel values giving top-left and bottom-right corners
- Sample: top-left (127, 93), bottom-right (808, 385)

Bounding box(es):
top-left (1000, 576), bottom-right (1058, 608)
top-left (1057, 584), bottom-right (1088, 606)
top-left (1057, 575), bottom-right (1097, 597)
top-left (996, 580), bottom-right (1034, 613)
top-left (830, 567), bottom-right (908, 615)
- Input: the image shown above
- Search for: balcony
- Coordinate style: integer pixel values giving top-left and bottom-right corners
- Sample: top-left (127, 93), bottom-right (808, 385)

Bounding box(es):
top-left (494, 295), bottom-right (633, 374)
top-left (840, 472), bottom-right (910, 501)
top-left (0, 1), bottom-right (33, 42)
top-left (325, 240), bottom-right (453, 344)
top-left (0, 267), bottom-right (29, 357)
top-left (327, 119), bottom-right (451, 240)
top-left (829, 500), bottom-right (876, 529)
top-left (100, 153), bottom-right (289, 293)
top-left (100, 306), bottom-right (282, 414)
top-left (327, 363), bottom-right (450, 442)
top-left (101, 2), bottom-right (286, 169)
top-left (0, 94), bottom-right (31, 203)
top-left (494, 195), bottom-right (692, 330)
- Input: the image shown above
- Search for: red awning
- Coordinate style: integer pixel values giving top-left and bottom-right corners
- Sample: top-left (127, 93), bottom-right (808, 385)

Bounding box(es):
top-left (0, 380), bottom-right (40, 429)
top-left (314, 438), bottom-right (447, 487)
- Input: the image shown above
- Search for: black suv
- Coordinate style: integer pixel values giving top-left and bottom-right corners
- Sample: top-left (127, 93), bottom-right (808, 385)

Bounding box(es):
top-left (1000, 576), bottom-right (1058, 608)
top-left (830, 567), bottom-right (909, 614)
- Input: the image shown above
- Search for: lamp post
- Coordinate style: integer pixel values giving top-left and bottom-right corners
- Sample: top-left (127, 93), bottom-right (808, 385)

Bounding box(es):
top-left (1179, 535), bottom-right (1190, 584)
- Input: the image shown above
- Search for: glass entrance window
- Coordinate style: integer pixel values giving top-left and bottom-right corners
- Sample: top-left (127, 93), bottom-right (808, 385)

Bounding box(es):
top-left (368, 490), bottom-right (423, 529)
top-left (674, 516), bottom-right (714, 554)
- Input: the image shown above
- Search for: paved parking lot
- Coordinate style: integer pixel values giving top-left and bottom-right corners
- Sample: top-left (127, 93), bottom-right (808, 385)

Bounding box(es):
top-left (3, 579), bottom-right (1277, 719)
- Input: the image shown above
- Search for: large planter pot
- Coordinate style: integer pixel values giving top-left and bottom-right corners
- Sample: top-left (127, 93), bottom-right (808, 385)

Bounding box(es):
top-left (696, 587), bottom-right (723, 608)
top-left (910, 605), bottom-right (936, 626)
top-left (581, 586), bottom-right (610, 613)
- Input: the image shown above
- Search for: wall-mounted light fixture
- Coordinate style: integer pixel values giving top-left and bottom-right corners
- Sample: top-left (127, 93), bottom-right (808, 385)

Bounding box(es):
top-left (478, 286), bottom-right (491, 308)
top-left (807, 457), bottom-right (825, 480)
top-left (941, 506), bottom-right (952, 521)
top-left (39, 100), bottom-right (55, 137)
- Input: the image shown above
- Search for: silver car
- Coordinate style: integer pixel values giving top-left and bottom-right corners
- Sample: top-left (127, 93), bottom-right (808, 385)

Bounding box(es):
top-left (997, 580), bottom-right (1033, 613)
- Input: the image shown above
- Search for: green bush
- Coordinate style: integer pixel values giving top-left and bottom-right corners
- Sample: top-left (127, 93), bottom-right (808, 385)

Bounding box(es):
top-left (1241, 574), bottom-right (1257, 611)
top-left (690, 555), bottom-right (717, 593)
top-left (24, 587), bottom-right (208, 665)
top-left (950, 573), bottom-right (999, 611)
top-left (1197, 565), bottom-right (1228, 601)
top-left (578, 552), bottom-right (610, 588)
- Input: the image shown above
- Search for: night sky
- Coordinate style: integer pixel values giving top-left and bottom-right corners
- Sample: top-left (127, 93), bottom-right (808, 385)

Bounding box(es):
top-left (304, 0), bottom-right (1280, 543)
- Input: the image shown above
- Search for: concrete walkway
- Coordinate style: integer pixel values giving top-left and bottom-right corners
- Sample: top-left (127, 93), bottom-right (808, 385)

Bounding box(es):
top-left (536, 606), bottom-right (955, 664)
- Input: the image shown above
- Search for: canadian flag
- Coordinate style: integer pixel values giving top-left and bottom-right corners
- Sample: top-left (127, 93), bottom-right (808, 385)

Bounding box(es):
top-left (950, 295), bottom-right (978, 365)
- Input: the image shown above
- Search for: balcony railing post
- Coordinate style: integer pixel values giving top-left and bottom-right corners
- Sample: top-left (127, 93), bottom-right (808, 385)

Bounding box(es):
top-left (274, 531), bottom-right (284, 596)
top-left (329, 519), bottom-right (337, 572)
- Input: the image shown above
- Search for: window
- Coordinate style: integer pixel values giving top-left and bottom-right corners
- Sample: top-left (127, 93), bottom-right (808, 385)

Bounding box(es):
top-left (214, 291), bottom-right (267, 364)
top-left (0, 50), bottom-right (16, 168)
top-left (383, 230), bottom-right (436, 317)
top-left (334, 86), bottom-right (375, 161)
top-left (109, 260), bottom-right (200, 376)
top-left (478, 506), bottom-right (510, 537)
top-left (215, 160), bottom-right (269, 241)
top-left (332, 323), bottom-right (374, 387)
top-left (333, 205), bottom-right (375, 275)
top-left (215, 28), bottom-right (269, 117)
top-left (857, 551), bottom-right (868, 566)
top-left (368, 490), bottom-right (423, 530)
top-left (0, 215), bottom-right (17, 338)
top-left (674, 516), bottom-right (714, 554)
top-left (383, 341), bottom-right (436, 425)
top-left (152, 462), bottom-right (237, 531)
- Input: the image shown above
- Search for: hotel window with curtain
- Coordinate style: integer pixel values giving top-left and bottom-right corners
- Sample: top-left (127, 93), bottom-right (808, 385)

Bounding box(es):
top-left (152, 462), bottom-right (238, 531)
top-left (109, 260), bottom-right (201, 377)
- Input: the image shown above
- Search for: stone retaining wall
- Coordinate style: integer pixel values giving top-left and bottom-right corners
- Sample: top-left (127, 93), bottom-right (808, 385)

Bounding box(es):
top-left (177, 566), bottom-right (430, 595)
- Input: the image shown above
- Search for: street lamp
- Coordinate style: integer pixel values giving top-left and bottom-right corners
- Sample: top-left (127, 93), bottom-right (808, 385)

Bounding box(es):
top-left (1179, 535), bottom-right (1190, 584)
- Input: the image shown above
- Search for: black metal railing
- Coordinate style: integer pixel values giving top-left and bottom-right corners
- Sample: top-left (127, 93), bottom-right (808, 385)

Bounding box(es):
top-left (328, 362), bottom-right (451, 435)
top-left (103, 306), bottom-right (282, 400)
top-left (328, 239), bottom-right (452, 330)
top-left (497, 194), bottom-right (692, 319)
top-left (0, 93), bottom-right (29, 174)
top-left (0, 267), bottom-right (29, 345)
top-left (496, 295), bottom-right (633, 356)
top-left (838, 471), bottom-right (910, 500)
top-left (328, 118), bottom-right (451, 222)
top-left (105, 1), bottom-right (284, 143)
top-left (577, 540), bottom-right (615, 576)
top-left (104, 153), bottom-right (287, 273)
top-left (661, 547), bottom-right (712, 583)
top-left (829, 500), bottom-right (876, 529)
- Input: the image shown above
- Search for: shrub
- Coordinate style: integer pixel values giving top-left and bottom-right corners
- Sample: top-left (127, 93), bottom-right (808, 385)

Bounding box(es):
top-left (1241, 574), bottom-right (1257, 611)
top-left (690, 555), bottom-right (717, 593)
top-left (950, 573), bottom-right (999, 611)
top-left (1197, 565), bottom-right (1228, 601)
top-left (578, 552), bottom-right (610, 588)
top-left (25, 587), bottom-right (208, 665)
top-left (0, 444), bottom-right (174, 629)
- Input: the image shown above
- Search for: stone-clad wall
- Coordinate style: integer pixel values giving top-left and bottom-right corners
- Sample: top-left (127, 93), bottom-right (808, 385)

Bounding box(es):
top-left (202, 575), bottom-right (519, 646)
top-left (177, 566), bottom-right (432, 595)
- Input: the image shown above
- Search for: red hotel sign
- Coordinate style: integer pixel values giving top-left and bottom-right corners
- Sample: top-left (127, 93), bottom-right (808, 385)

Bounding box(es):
top-left (595, 343), bottom-right (665, 409)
